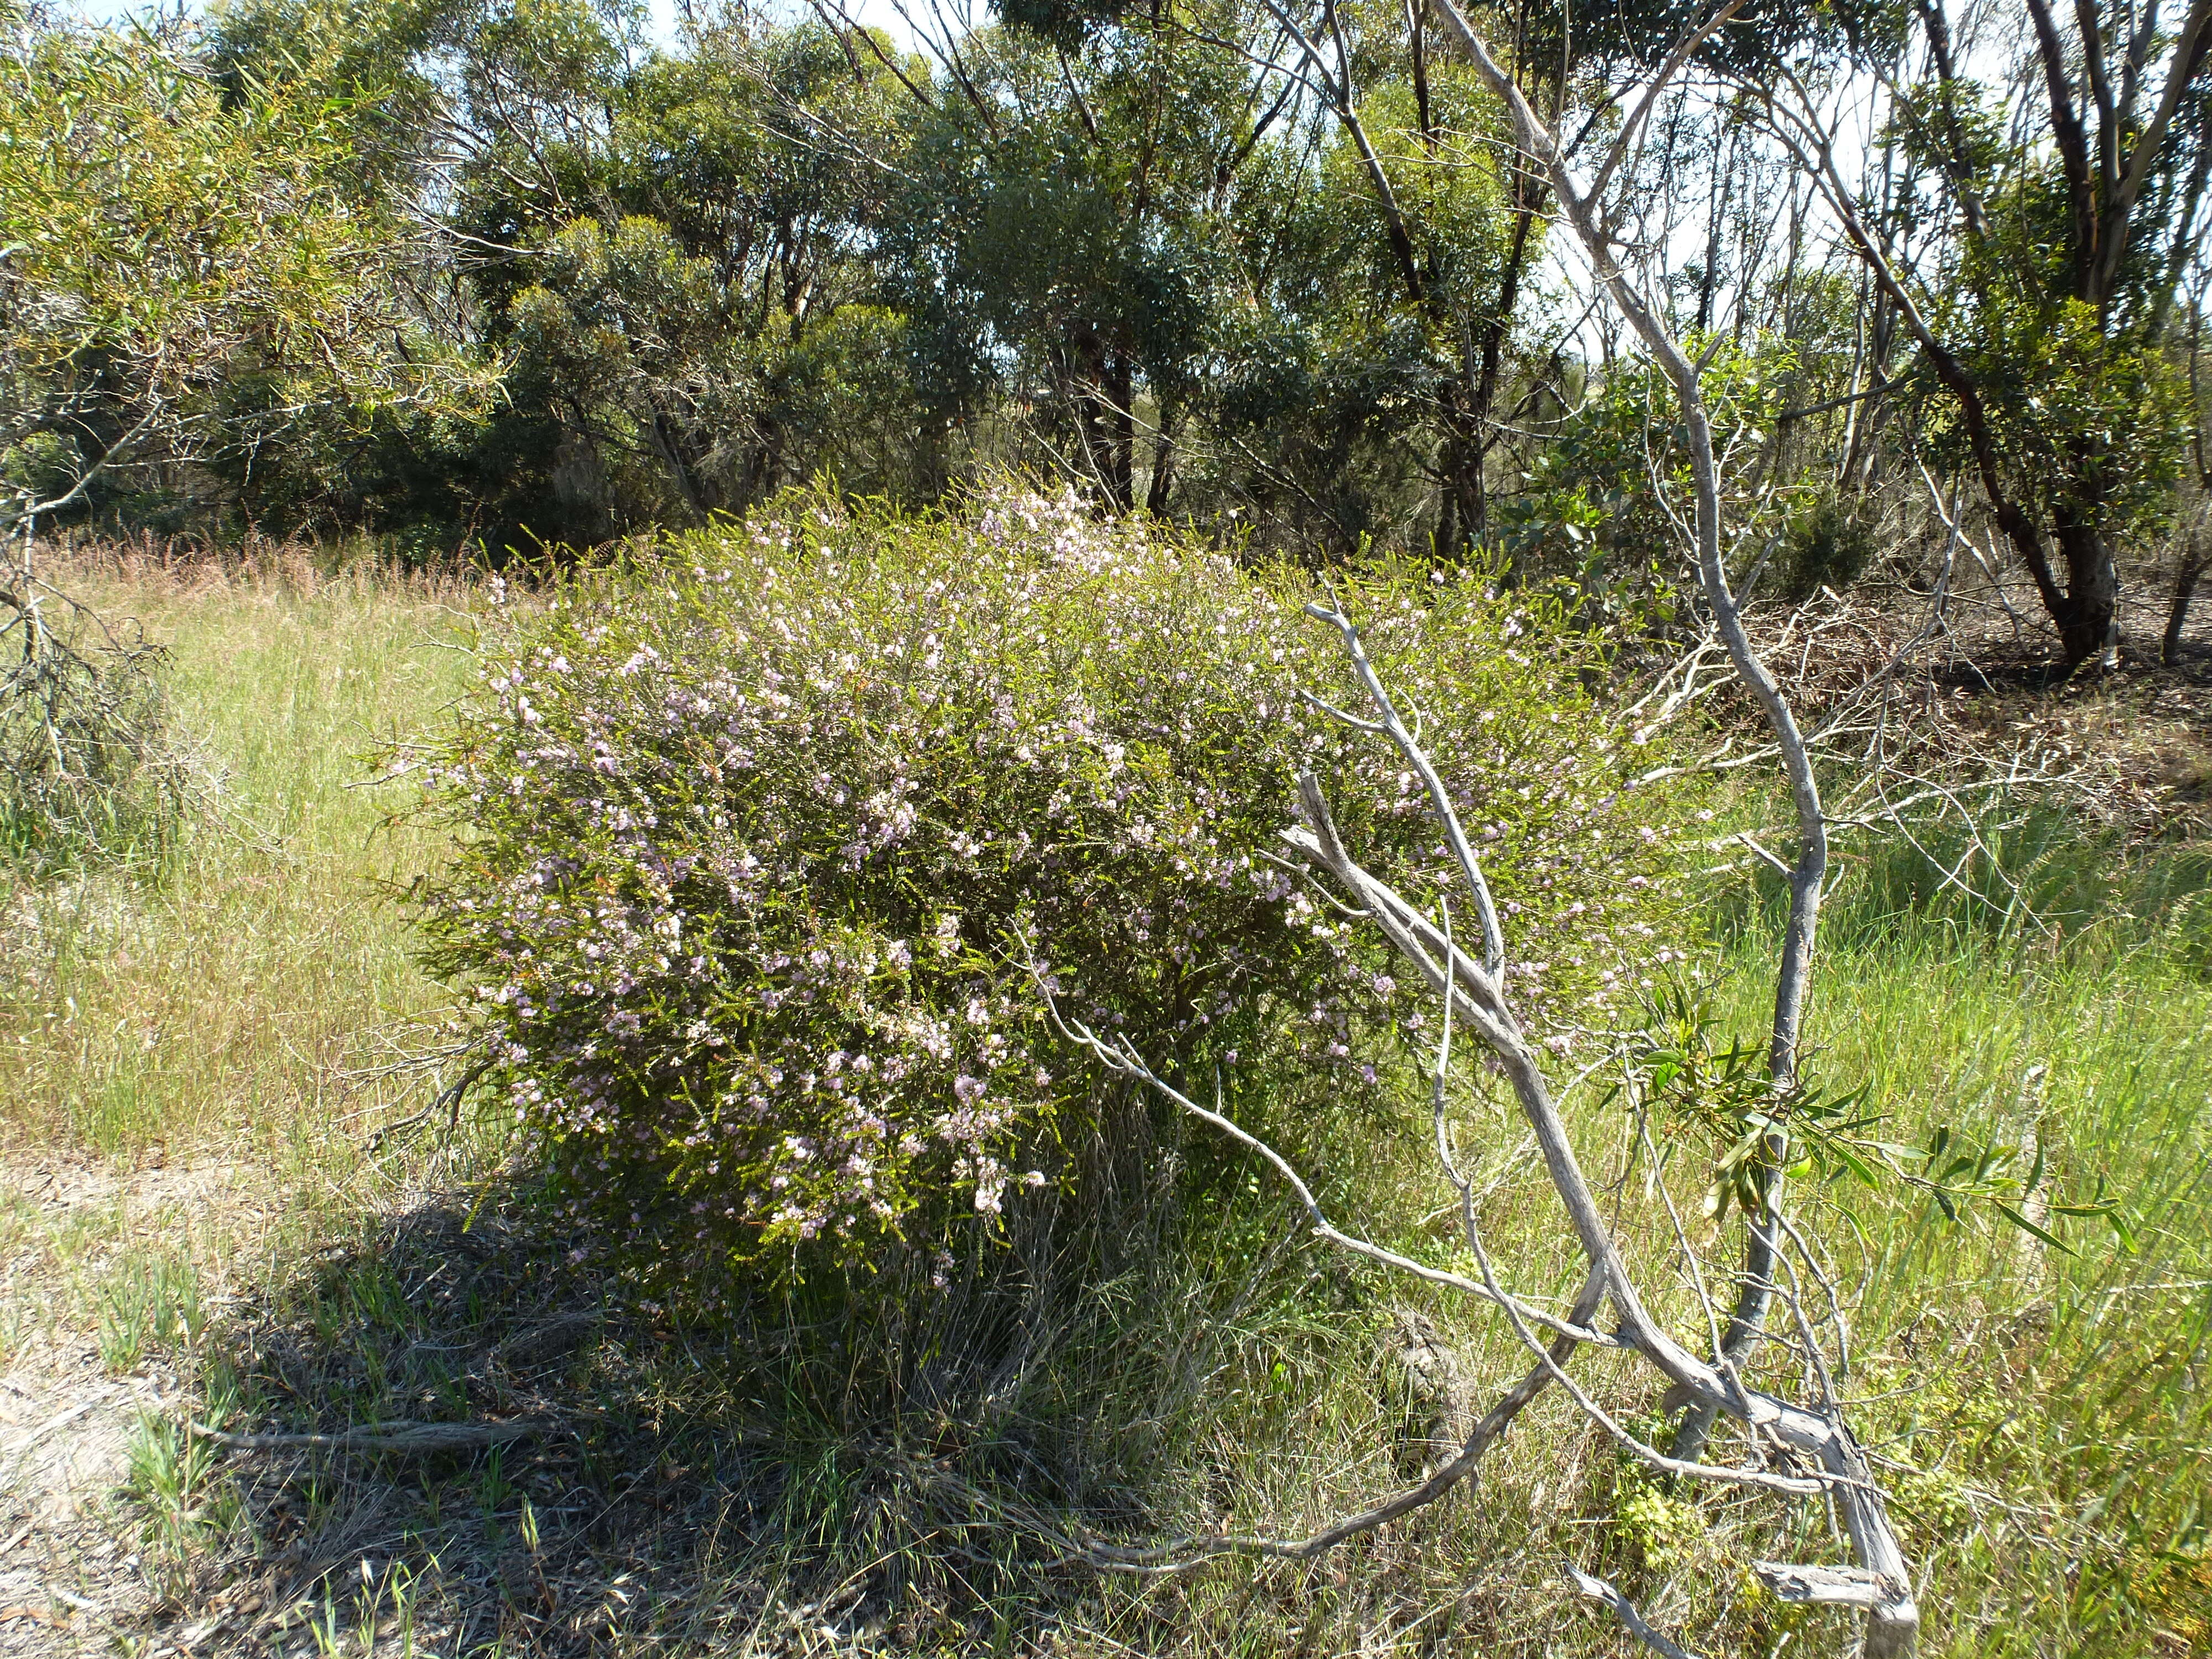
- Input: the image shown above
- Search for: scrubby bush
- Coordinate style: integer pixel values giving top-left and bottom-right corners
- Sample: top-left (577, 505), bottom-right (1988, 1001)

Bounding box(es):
top-left (410, 487), bottom-right (1699, 1287)
top-left (1777, 489), bottom-right (1876, 602)
top-left (1, 590), bottom-right (190, 873)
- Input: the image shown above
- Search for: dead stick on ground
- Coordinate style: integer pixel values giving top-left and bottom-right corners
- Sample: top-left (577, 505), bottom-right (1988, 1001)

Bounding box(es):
top-left (188, 1418), bottom-right (552, 1453)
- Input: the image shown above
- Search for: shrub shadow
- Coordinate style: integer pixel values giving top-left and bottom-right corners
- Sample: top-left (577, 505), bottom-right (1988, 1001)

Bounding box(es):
top-left (158, 1130), bottom-right (1301, 1658)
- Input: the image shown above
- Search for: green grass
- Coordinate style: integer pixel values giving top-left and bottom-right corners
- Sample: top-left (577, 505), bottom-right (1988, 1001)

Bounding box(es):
top-left (1, 547), bottom-right (483, 1160)
top-left (0, 551), bottom-right (2206, 1657)
top-left (0, 544), bottom-right (491, 1387)
top-left (1699, 815), bottom-right (2212, 1655)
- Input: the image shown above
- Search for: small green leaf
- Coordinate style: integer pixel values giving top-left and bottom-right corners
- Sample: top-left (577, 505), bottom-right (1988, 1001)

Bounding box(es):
top-left (1828, 1142), bottom-right (1879, 1187)
top-left (1994, 1202), bottom-right (2076, 1256)
top-left (2104, 1208), bottom-right (2140, 1253)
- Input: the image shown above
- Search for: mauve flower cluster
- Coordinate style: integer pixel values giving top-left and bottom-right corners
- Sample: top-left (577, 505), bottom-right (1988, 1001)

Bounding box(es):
top-left (409, 487), bottom-right (1696, 1278)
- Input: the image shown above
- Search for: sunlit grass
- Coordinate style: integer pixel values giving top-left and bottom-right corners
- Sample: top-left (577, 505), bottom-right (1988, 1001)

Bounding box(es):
top-left (0, 552), bottom-right (2204, 1655)
top-left (1, 549), bottom-right (486, 1160)
top-left (1701, 812), bottom-right (2212, 1656)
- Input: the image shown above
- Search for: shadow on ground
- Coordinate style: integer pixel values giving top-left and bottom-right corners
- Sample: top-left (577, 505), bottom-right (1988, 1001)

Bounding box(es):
top-left (148, 1180), bottom-right (1151, 1658)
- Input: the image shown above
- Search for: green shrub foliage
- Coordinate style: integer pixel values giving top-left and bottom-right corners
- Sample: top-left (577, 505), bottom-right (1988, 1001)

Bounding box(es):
top-left (412, 488), bottom-right (1697, 1279)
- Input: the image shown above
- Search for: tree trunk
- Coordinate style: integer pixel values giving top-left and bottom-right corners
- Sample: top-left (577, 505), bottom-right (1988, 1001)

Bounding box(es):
top-left (1434, 472), bottom-right (1460, 561)
top-left (2166, 530), bottom-right (2206, 665)
top-left (1066, 320), bottom-right (1116, 512)
top-left (1458, 191), bottom-right (1542, 557)
top-left (2052, 501), bottom-right (2120, 666)
top-left (1105, 351), bottom-right (1135, 514)
top-left (1145, 404), bottom-right (1178, 516)
top-left (1434, 416), bottom-right (1483, 560)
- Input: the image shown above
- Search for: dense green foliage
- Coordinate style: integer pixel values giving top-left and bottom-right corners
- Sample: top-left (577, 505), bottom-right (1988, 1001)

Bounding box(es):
top-left (7, 0), bottom-right (2208, 666)
top-left (1864, 27), bottom-right (2211, 660)
top-left (410, 488), bottom-right (1695, 1282)
top-left (0, 1), bottom-right (487, 539)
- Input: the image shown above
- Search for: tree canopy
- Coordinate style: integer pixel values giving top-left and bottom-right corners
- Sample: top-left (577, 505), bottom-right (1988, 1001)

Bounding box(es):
top-left (6, 0), bottom-right (2208, 661)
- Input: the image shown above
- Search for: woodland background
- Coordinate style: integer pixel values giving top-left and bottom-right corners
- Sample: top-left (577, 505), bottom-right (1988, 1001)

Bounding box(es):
top-left (7, 0), bottom-right (2208, 667)
top-left (4, 1), bottom-right (2212, 1656)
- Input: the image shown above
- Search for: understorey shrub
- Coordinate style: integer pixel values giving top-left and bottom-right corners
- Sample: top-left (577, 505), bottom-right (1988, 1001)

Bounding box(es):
top-left (409, 484), bottom-right (1700, 1293)
top-left (2, 591), bottom-right (190, 875)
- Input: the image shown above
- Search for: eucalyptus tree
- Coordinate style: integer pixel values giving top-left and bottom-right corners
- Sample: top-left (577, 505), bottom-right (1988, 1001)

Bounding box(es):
top-left (817, 0), bottom-right (1534, 546)
top-left (0, 2), bottom-right (485, 546)
top-left (193, 0), bottom-right (921, 545)
top-left (1754, 0), bottom-right (2212, 665)
top-left (437, 4), bottom-right (920, 540)
top-left (864, 2), bottom-right (1250, 514)
top-left (1211, 0), bottom-right (1529, 552)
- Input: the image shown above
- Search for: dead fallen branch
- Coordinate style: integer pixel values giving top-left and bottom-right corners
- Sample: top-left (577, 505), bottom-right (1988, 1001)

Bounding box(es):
top-left (187, 1416), bottom-right (552, 1454)
top-left (1565, 1563), bottom-right (1707, 1659)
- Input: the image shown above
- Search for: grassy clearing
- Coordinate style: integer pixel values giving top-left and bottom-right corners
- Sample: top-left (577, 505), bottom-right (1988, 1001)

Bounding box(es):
top-left (0, 554), bottom-right (2206, 1657)
top-left (0, 546), bottom-right (486, 1394)
top-left (2, 546), bottom-right (480, 1159)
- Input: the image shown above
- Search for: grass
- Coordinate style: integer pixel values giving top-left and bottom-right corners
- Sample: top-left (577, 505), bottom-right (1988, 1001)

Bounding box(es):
top-left (2, 541), bottom-right (481, 1161)
top-left (0, 541), bottom-right (487, 1410)
top-left (1702, 817), bottom-right (2212, 1655)
top-left (0, 546), bottom-right (2207, 1657)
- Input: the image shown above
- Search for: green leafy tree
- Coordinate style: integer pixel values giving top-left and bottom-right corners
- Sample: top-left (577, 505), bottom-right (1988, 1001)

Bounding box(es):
top-left (875, 4), bottom-right (1256, 516)
top-left (1202, 14), bottom-right (1524, 552)
top-left (194, 0), bottom-right (922, 547)
top-left (451, 4), bottom-right (923, 540)
top-left (0, 4), bottom-right (488, 541)
top-left (868, 0), bottom-right (1532, 547)
top-left (1783, 0), bottom-right (2212, 663)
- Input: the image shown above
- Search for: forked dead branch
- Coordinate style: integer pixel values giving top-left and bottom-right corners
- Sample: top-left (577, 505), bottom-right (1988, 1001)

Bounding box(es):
top-left (1025, 1), bottom-right (1923, 1651)
top-left (1, 539), bottom-right (187, 869)
top-left (1032, 602), bottom-right (1916, 1655)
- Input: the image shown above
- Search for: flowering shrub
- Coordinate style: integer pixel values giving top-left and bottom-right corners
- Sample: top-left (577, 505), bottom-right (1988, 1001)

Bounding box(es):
top-left (409, 487), bottom-right (1697, 1279)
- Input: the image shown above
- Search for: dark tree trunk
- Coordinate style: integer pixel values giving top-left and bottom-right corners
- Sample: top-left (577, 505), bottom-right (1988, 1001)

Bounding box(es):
top-left (1066, 320), bottom-right (1116, 512)
top-left (1434, 472), bottom-right (1460, 561)
top-left (1437, 419), bottom-right (1482, 560)
top-left (1695, 132), bottom-right (1733, 334)
top-left (1145, 404), bottom-right (1178, 516)
top-left (2166, 533), bottom-right (2205, 665)
top-left (1839, 283), bottom-right (1896, 494)
top-left (2052, 505), bottom-right (2120, 665)
top-left (1459, 193), bottom-right (1542, 554)
top-left (1105, 350), bottom-right (1135, 513)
